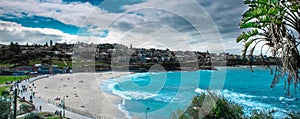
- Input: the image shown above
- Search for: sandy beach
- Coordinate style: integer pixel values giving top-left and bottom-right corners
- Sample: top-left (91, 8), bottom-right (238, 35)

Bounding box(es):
top-left (32, 71), bottom-right (132, 118)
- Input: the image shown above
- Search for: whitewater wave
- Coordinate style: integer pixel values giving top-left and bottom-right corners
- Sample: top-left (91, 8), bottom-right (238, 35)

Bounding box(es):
top-left (279, 97), bottom-right (297, 101)
top-left (129, 73), bottom-right (150, 79)
top-left (194, 88), bottom-right (207, 94)
top-left (113, 90), bottom-right (158, 100)
top-left (117, 99), bottom-right (130, 119)
top-left (101, 73), bottom-right (151, 91)
top-left (112, 89), bottom-right (174, 103)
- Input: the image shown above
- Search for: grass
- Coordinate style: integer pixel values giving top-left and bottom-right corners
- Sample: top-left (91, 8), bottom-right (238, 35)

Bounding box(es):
top-left (29, 58), bottom-right (72, 68)
top-left (0, 76), bottom-right (30, 96)
top-left (0, 63), bottom-right (11, 68)
top-left (28, 60), bottom-right (41, 66)
top-left (0, 76), bottom-right (30, 85)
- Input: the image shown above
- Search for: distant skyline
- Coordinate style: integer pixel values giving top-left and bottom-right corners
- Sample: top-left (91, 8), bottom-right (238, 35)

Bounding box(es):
top-left (0, 0), bottom-right (252, 55)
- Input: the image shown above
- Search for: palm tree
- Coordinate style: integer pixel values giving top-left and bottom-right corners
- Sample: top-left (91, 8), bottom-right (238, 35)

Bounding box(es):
top-left (237, 0), bottom-right (300, 96)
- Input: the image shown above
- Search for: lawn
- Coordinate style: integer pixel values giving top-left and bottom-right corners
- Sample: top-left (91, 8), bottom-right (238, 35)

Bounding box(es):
top-left (0, 76), bottom-right (30, 95)
top-left (29, 58), bottom-right (72, 68)
top-left (0, 76), bottom-right (30, 85)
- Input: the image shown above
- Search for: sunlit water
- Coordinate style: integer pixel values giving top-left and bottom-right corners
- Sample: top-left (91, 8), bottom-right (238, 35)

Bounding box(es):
top-left (100, 66), bottom-right (299, 118)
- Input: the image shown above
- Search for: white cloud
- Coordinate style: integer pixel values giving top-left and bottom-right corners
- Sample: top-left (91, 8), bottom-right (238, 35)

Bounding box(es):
top-left (0, 20), bottom-right (78, 44)
top-left (0, 0), bottom-right (250, 54)
top-left (0, 0), bottom-right (103, 27)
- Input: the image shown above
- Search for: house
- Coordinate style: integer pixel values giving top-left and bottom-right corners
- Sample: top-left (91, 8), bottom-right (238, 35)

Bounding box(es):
top-left (14, 66), bottom-right (35, 75)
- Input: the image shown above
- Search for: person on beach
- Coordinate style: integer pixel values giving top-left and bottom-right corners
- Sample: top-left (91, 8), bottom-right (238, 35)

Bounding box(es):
top-left (39, 105), bottom-right (42, 112)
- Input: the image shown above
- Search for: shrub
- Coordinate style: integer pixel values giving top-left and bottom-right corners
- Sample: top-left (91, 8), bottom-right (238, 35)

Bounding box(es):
top-left (24, 112), bottom-right (41, 119)
top-left (0, 98), bottom-right (11, 119)
top-left (178, 92), bottom-right (243, 119)
top-left (250, 110), bottom-right (274, 119)
top-left (286, 111), bottom-right (300, 119)
top-left (1, 90), bottom-right (10, 97)
top-left (174, 91), bottom-right (300, 119)
top-left (20, 104), bottom-right (34, 113)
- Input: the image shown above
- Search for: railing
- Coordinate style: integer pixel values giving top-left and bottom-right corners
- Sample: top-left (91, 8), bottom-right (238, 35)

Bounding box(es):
top-left (47, 99), bottom-right (115, 119)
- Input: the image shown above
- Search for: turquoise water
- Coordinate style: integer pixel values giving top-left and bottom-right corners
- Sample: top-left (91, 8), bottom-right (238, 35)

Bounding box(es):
top-left (100, 66), bottom-right (299, 118)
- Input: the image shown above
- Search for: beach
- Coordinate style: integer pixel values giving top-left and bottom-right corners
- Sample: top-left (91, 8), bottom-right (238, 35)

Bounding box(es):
top-left (32, 71), bottom-right (132, 118)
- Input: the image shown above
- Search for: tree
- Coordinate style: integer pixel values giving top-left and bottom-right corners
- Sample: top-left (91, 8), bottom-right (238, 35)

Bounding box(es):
top-left (45, 42), bottom-right (49, 47)
top-left (50, 40), bottom-right (53, 47)
top-left (10, 42), bottom-right (14, 46)
top-left (237, 0), bottom-right (300, 96)
top-left (9, 42), bottom-right (21, 54)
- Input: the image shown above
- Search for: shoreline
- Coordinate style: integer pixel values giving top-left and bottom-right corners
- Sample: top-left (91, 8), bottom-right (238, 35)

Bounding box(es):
top-left (28, 66), bottom-right (282, 118)
top-left (32, 71), bottom-right (132, 118)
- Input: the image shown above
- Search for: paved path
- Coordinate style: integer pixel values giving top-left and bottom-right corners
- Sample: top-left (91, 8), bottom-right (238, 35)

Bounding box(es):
top-left (16, 75), bottom-right (91, 119)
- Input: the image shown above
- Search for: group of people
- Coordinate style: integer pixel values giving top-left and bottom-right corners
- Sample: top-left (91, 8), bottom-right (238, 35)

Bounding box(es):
top-left (17, 85), bottom-right (28, 95)
top-left (14, 76), bottom-right (65, 116)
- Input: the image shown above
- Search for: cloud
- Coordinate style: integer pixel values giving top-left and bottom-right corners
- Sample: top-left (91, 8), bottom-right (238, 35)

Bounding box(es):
top-left (0, 0), bottom-right (100, 27)
top-left (0, 0), bottom-right (251, 54)
top-left (0, 20), bottom-right (77, 45)
top-left (197, 0), bottom-right (248, 38)
top-left (0, 14), bottom-right (80, 34)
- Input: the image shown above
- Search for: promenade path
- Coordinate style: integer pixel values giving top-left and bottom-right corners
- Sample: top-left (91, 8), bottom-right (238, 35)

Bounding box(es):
top-left (16, 75), bottom-right (91, 119)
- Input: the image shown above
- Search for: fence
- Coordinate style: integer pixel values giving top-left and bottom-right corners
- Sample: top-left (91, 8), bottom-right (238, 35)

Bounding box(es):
top-left (47, 99), bottom-right (115, 119)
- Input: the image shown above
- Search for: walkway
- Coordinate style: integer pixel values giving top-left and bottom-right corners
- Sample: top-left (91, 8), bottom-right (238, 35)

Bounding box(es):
top-left (16, 75), bottom-right (91, 119)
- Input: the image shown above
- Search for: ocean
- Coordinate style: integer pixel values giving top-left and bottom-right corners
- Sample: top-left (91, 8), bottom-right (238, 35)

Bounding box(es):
top-left (100, 66), bottom-right (299, 118)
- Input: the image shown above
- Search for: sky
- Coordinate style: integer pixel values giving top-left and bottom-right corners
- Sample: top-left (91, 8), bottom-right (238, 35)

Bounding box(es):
top-left (0, 0), bottom-right (250, 54)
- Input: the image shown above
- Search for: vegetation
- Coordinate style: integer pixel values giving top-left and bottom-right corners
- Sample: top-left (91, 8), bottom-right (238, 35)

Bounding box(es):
top-left (172, 92), bottom-right (244, 119)
top-left (20, 112), bottom-right (70, 119)
top-left (29, 58), bottom-right (71, 68)
top-left (19, 104), bottom-right (35, 114)
top-left (250, 110), bottom-right (274, 119)
top-left (0, 42), bottom-right (72, 68)
top-left (0, 87), bottom-right (10, 96)
top-left (0, 98), bottom-right (11, 119)
top-left (0, 76), bottom-right (29, 96)
top-left (173, 92), bottom-right (300, 119)
top-left (24, 113), bottom-right (41, 119)
top-left (237, 0), bottom-right (300, 96)
top-left (0, 76), bottom-right (30, 84)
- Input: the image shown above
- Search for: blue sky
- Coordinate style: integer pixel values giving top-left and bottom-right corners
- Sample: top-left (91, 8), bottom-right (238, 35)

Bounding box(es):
top-left (0, 0), bottom-right (251, 54)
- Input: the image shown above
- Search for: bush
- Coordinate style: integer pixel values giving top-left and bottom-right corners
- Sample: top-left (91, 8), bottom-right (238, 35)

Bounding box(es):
top-left (20, 104), bottom-right (34, 113)
top-left (250, 110), bottom-right (274, 119)
top-left (286, 111), bottom-right (300, 119)
top-left (24, 113), bottom-right (41, 119)
top-left (173, 91), bottom-right (300, 119)
top-left (1, 90), bottom-right (10, 97)
top-left (178, 92), bottom-right (243, 119)
top-left (0, 98), bottom-right (11, 119)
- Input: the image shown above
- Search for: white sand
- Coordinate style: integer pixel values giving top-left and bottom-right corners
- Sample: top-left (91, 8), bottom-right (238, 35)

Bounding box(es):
top-left (33, 71), bottom-right (132, 118)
